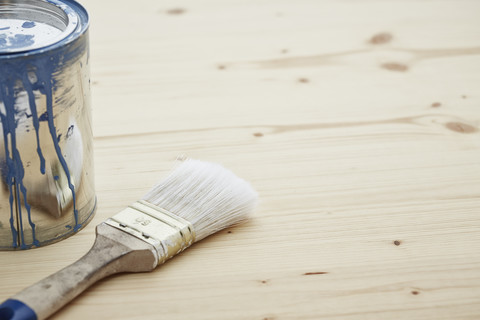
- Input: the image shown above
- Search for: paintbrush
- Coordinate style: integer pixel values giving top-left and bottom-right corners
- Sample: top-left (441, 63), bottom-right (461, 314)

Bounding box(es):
top-left (0, 159), bottom-right (258, 320)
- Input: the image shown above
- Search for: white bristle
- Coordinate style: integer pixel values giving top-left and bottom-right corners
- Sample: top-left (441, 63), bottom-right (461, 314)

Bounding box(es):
top-left (143, 159), bottom-right (258, 241)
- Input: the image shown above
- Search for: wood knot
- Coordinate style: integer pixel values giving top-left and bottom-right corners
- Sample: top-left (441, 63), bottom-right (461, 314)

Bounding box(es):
top-left (369, 33), bottom-right (393, 45)
top-left (381, 62), bottom-right (408, 72)
top-left (445, 122), bottom-right (477, 134)
top-left (166, 8), bottom-right (186, 15)
top-left (304, 272), bottom-right (328, 275)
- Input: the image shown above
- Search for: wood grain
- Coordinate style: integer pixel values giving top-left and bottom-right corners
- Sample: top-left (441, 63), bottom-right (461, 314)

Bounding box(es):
top-left (1, 0), bottom-right (480, 319)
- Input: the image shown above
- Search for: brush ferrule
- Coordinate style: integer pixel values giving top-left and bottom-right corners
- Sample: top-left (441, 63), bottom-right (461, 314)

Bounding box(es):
top-left (105, 200), bottom-right (195, 265)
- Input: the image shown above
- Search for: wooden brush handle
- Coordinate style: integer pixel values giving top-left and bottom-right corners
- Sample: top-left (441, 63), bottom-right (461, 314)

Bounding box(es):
top-left (0, 224), bottom-right (157, 320)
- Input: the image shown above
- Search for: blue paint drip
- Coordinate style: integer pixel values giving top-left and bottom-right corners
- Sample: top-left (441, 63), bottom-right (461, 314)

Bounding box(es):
top-left (0, 57), bottom-right (80, 247)
top-left (0, 85), bottom-right (18, 248)
top-left (39, 66), bottom-right (80, 231)
top-left (22, 22), bottom-right (36, 29)
top-left (0, 0), bottom-right (90, 248)
top-left (21, 75), bottom-right (46, 174)
top-left (0, 40), bottom-right (88, 247)
top-left (0, 78), bottom-right (35, 248)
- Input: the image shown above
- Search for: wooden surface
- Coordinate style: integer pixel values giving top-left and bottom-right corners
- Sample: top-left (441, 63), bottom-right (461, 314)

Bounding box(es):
top-left (1, 0), bottom-right (480, 319)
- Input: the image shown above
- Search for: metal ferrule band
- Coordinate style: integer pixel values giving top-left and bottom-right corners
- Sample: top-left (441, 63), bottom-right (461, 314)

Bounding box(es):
top-left (105, 200), bottom-right (195, 265)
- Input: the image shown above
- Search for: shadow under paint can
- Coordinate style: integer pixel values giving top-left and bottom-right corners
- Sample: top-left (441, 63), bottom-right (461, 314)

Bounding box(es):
top-left (0, 0), bottom-right (96, 249)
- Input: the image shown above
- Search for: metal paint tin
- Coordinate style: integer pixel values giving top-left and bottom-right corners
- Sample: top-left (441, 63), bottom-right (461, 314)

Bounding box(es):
top-left (0, 0), bottom-right (95, 249)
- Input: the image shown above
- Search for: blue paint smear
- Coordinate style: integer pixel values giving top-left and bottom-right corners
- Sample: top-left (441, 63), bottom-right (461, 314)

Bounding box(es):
top-left (38, 111), bottom-right (49, 122)
top-left (0, 32), bottom-right (88, 248)
top-left (0, 34), bottom-right (35, 50)
top-left (66, 125), bottom-right (74, 138)
top-left (22, 22), bottom-right (36, 29)
top-left (0, 27), bottom-right (10, 31)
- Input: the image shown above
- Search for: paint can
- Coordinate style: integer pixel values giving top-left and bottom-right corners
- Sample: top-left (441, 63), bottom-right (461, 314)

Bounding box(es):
top-left (0, 0), bottom-right (95, 249)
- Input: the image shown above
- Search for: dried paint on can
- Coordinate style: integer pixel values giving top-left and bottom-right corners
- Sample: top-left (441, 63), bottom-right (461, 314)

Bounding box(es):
top-left (0, 0), bottom-right (95, 249)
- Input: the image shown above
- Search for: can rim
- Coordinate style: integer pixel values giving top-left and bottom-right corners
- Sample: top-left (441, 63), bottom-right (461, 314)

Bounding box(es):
top-left (0, 0), bottom-right (88, 57)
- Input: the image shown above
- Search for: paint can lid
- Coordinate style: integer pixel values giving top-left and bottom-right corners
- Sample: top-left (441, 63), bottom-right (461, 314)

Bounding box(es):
top-left (0, 0), bottom-right (80, 54)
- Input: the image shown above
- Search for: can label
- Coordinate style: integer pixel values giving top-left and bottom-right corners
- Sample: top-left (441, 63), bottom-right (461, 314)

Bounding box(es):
top-left (0, 0), bottom-right (95, 249)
